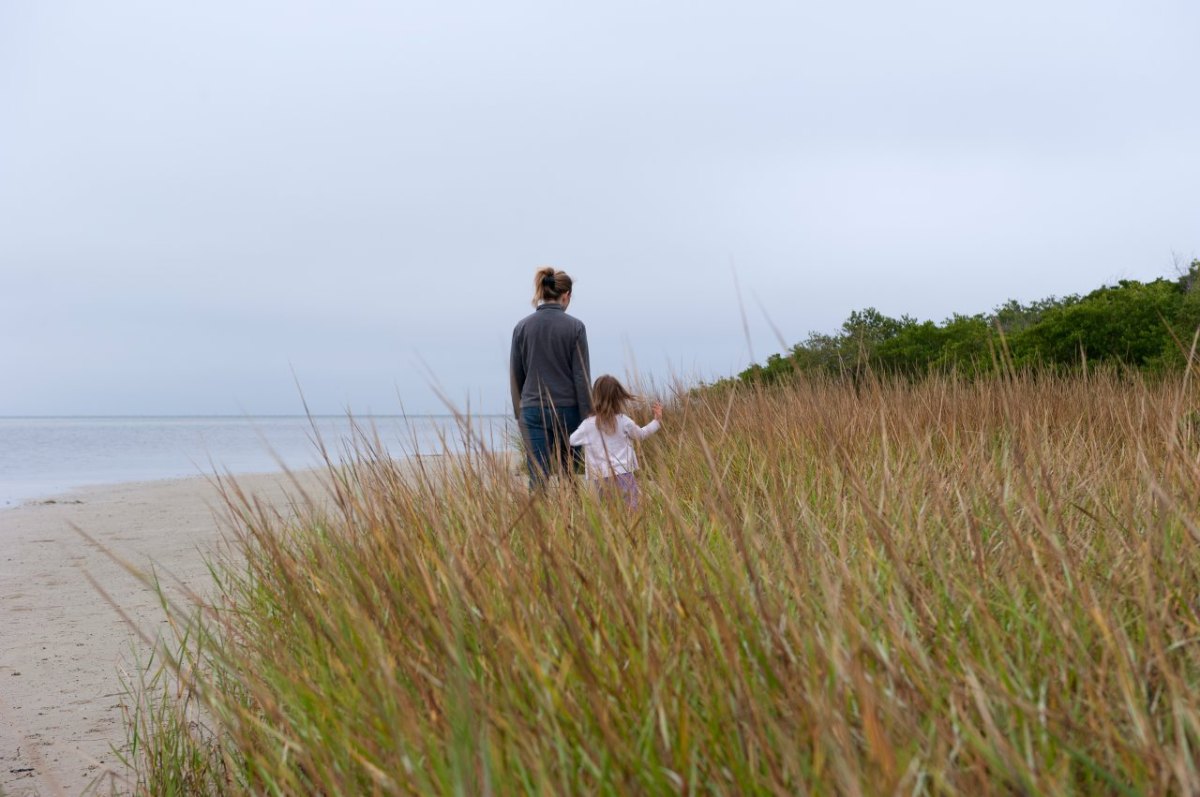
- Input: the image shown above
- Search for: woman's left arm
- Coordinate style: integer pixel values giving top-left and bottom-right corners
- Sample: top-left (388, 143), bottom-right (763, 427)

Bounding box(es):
top-left (572, 325), bottom-right (592, 417)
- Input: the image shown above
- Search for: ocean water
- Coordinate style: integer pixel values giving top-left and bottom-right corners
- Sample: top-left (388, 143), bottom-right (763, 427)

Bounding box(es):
top-left (0, 415), bottom-right (513, 508)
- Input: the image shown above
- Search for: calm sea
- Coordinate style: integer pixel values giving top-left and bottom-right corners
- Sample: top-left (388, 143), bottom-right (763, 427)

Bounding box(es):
top-left (0, 415), bottom-right (512, 508)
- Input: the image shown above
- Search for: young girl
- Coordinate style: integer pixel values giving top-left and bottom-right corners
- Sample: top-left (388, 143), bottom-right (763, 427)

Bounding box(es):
top-left (569, 375), bottom-right (663, 508)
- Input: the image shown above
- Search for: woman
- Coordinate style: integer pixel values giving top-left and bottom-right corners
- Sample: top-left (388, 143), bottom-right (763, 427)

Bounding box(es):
top-left (510, 267), bottom-right (591, 485)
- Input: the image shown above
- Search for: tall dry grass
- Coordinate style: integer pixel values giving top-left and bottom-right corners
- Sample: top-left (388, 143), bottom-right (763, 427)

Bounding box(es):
top-left (125, 370), bottom-right (1200, 795)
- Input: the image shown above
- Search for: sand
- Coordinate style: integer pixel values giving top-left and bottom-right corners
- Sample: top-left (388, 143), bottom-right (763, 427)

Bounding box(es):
top-left (0, 470), bottom-right (328, 797)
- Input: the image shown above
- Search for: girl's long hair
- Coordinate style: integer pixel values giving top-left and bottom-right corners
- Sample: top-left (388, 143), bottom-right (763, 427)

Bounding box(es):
top-left (591, 375), bottom-right (634, 434)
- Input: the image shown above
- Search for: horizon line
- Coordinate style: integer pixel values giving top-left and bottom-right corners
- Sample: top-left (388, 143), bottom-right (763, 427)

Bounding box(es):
top-left (0, 413), bottom-right (512, 420)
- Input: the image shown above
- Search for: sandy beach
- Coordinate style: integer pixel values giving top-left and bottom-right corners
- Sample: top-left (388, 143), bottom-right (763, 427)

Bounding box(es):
top-left (0, 470), bottom-right (326, 797)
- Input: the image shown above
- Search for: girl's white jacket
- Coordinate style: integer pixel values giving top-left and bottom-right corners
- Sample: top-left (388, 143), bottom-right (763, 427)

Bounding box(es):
top-left (569, 414), bottom-right (661, 478)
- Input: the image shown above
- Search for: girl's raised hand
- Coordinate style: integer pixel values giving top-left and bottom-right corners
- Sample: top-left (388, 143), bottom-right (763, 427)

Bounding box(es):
top-left (652, 402), bottom-right (663, 422)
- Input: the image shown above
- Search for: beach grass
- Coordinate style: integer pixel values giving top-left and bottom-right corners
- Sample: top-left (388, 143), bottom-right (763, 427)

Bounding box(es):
top-left (123, 369), bottom-right (1200, 794)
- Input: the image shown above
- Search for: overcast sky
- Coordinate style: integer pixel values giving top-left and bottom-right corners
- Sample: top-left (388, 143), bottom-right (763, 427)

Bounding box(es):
top-left (2, 0), bottom-right (1198, 415)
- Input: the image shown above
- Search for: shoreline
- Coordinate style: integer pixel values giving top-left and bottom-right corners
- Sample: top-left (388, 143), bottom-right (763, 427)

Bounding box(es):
top-left (0, 468), bottom-right (300, 513)
top-left (0, 462), bottom-right (332, 513)
top-left (0, 414), bottom-right (513, 512)
top-left (0, 469), bottom-right (328, 796)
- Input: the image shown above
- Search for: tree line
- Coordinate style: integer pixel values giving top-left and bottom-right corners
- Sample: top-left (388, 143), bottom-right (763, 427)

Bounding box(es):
top-left (737, 260), bottom-right (1200, 384)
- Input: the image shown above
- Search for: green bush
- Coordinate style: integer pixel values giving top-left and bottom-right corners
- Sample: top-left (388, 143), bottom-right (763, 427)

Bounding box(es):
top-left (739, 261), bottom-right (1200, 383)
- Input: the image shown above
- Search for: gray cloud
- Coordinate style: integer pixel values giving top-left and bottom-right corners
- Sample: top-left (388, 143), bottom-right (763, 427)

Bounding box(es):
top-left (2, 0), bottom-right (1198, 414)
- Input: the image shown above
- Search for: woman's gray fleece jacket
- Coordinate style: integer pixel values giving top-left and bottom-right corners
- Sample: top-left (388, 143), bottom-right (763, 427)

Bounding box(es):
top-left (509, 304), bottom-right (592, 418)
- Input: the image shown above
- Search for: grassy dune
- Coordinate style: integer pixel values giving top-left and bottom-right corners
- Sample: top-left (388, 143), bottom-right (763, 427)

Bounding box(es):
top-left (127, 371), bottom-right (1200, 795)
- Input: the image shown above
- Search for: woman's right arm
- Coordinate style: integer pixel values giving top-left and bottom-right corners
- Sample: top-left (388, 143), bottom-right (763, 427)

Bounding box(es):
top-left (509, 327), bottom-right (525, 419)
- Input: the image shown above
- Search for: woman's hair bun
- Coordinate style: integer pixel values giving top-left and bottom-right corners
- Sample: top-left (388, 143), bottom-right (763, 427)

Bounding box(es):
top-left (532, 266), bottom-right (572, 306)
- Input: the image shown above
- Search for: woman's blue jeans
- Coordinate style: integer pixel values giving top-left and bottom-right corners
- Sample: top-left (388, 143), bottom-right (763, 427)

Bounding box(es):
top-left (520, 404), bottom-right (582, 487)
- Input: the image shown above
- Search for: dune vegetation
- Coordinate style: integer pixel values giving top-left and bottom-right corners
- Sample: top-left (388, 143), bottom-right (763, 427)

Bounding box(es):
top-left (122, 365), bottom-right (1200, 795)
top-left (737, 262), bottom-right (1200, 386)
